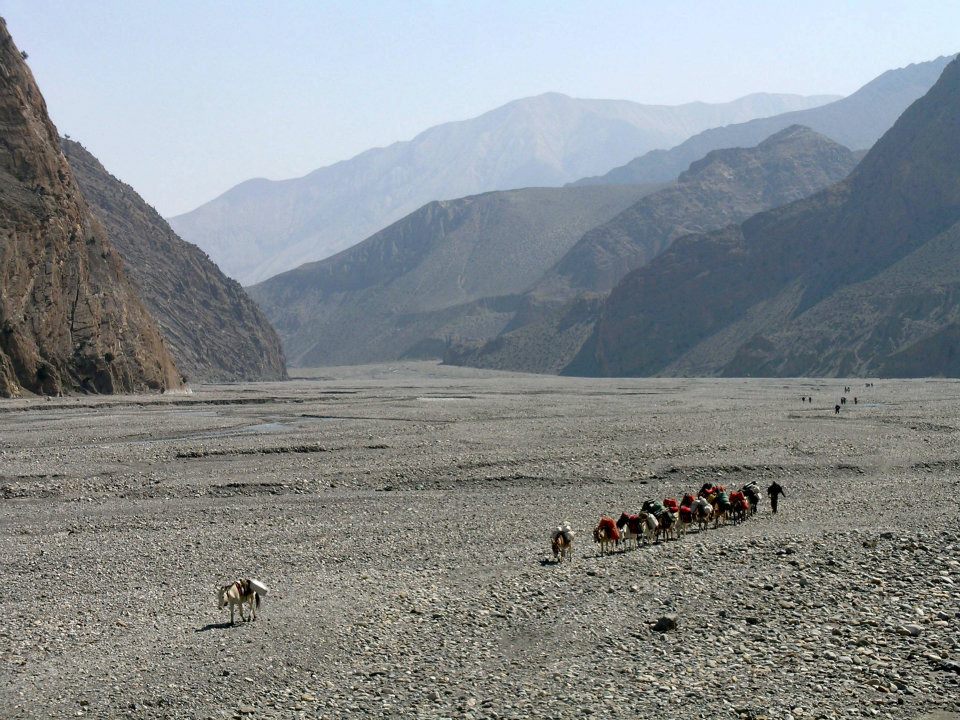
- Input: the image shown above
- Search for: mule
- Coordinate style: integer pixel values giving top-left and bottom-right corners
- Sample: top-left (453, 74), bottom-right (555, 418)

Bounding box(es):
top-left (677, 505), bottom-right (693, 536)
top-left (616, 513), bottom-right (642, 550)
top-left (712, 491), bottom-right (731, 528)
top-left (551, 523), bottom-right (575, 563)
top-left (730, 491), bottom-right (750, 524)
top-left (217, 578), bottom-right (269, 625)
top-left (693, 498), bottom-right (712, 532)
top-left (742, 482), bottom-right (761, 515)
top-left (655, 510), bottom-right (678, 542)
top-left (638, 511), bottom-right (658, 544)
top-left (593, 516), bottom-right (621, 555)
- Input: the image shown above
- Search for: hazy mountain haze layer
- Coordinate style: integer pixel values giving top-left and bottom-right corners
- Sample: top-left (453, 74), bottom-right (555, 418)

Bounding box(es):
top-left (169, 92), bottom-right (836, 284)
top-left (444, 126), bottom-right (860, 374)
top-left (573, 55), bottom-right (954, 187)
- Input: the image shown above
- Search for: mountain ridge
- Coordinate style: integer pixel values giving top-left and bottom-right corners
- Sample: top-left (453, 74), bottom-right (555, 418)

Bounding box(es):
top-left (444, 126), bottom-right (860, 373)
top-left (170, 91), bottom-right (836, 283)
top-left (573, 55), bottom-right (955, 187)
top-left (573, 55), bottom-right (960, 378)
top-left (248, 185), bottom-right (659, 366)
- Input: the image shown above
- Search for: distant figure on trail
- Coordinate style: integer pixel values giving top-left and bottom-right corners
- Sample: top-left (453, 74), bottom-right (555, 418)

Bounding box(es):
top-left (854, 397), bottom-right (858, 405)
top-left (801, 396), bottom-right (806, 402)
top-left (767, 482), bottom-right (786, 514)
top-left (808, 397), bottom-right (812, 404)
top-left (840, 397), bottom-right (846, 405)
top-left (835, 404), bottom-right (841, 414)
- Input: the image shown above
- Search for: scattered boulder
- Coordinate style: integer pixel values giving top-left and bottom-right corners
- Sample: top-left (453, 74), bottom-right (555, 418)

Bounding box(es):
top-left (651, 614), bottom-right (678, 632)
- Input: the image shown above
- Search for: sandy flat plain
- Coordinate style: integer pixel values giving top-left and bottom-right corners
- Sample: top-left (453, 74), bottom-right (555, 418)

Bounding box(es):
top-left (1, 362), bottom-right (958, 719)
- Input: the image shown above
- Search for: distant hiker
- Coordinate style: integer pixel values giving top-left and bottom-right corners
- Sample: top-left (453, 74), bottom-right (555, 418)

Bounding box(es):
top-left (767, 482), bottom-right (786, 514)
top-left (840, 397), bottom-right (846, 405)
top-left (854, 397), bottom-right (858, 405)
top-left (835, 404), bottom-right (841, 414)
top-left (801, 396), bottom-right (806, 402)
top-left (808, 397), bottom-right (812, 404)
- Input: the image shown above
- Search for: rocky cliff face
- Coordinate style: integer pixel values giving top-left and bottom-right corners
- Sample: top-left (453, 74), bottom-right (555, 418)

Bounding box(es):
top-left (62, 140), bottom-right (287, 383)
top-left (0, 20), bottom-right (182, 397)
top-left (577, 56), bottom-right (960, 378)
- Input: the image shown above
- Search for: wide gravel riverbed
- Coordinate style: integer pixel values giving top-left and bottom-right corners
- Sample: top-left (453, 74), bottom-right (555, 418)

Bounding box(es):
top-left (1, 363), bottom-right (958, 719)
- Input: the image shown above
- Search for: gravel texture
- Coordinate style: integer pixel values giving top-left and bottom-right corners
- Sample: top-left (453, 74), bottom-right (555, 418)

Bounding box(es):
top-left (1, 362), bottom-right (958, 719)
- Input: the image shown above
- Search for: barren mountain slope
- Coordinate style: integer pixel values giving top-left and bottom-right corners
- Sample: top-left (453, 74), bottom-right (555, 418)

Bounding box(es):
top-left (574, 56), bottom-right (960, 378)
top-left (0, 20), bottom-right (181, 397)
top-left (536, 125), bottom-right (860, 298)
top-left (446, 127), bottom-right (860, 374)
top-left (62, 140), bottom-right (287, 383)
top-left (249, 185), bottom-right (657, 366)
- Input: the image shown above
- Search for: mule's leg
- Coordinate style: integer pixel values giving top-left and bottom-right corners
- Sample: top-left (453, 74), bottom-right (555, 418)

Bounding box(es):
top-left (250, 595), bottom-right (257, 622)
top-left (230, 602), bottom-right (236, 625)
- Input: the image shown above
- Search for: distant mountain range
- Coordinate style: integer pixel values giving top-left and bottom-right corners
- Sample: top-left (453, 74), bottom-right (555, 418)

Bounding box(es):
top-left (573, 54), bottom-right (955, 187)
top-left (568, 55), bottom-right (960, 378)
top-left (248, 185), bottom-right (658, 366)
top-left (0, 21), bottom-right (182, 397)
top-left (63, 140), bottom-right (288, 383)
top-left (169, 92), bottom-right (836, 283)
top-left (445, 126), bottom-right (860, 373)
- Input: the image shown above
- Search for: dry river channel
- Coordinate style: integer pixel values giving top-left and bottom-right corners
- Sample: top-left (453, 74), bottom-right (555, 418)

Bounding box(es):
top-left (1, 362), bottom-right (958, 719)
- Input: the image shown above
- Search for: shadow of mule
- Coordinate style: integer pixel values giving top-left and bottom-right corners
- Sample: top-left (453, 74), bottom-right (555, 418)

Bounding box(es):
top-left (195, 621), bottom-right (234, 632)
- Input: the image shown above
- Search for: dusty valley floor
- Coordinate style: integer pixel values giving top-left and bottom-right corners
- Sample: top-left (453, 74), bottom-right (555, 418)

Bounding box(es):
top-left (1, 363), bottom-right (959, 719)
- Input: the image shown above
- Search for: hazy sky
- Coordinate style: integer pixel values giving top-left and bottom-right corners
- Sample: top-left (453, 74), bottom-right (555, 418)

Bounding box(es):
top-left (4, 1), bottom-right (958, 216)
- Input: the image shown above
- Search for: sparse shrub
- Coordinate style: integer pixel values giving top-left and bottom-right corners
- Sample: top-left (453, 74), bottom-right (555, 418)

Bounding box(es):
top-left (20, 50), bottom-right (28, 60)
top-left (104, 351), bottom-right (114, 364)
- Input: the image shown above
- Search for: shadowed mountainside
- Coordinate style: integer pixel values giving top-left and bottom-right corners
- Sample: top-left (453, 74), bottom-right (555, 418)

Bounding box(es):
top-left (0, 20), bottom-right (181, 397)
top-left (170, 92), bottom-right (836, 283)
top-left (535, 125), bottom-right (861, 298)
top-left (573, 55), bottom-right (954, 187)
top-left (248, 185), bottom-right (658, 366)
top-left (62, 140), bottom-right (287, 383)
top-left (445, 126), bottom-right (860, 373)
top-left (571, 56), bottom-right (960, 378)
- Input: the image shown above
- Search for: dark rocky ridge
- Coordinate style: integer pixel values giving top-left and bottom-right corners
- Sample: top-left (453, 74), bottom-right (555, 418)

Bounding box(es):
top-left (249, 185), bottom-right (658, 366)
top-left (573, 55), bottom-right (954, 187)
top-left (574, 56), bottom-right (960, 378)
top-left (536, 125), bottom-right (860, 298)
top-left (446, 127), bottom-right (859, 373)
top-left (62, 140), bottom-right (287, 383)
top-left (0, 20), bottom-right (182, 397)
